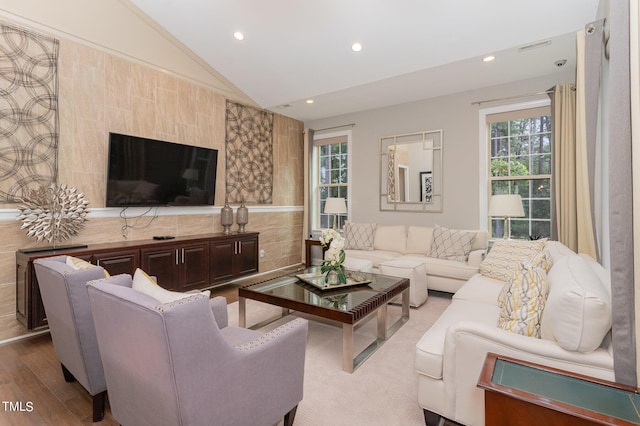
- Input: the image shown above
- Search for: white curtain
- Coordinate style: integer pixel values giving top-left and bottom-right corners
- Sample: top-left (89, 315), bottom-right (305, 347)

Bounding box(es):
top-left (575, 30), bottom-right (598, 259)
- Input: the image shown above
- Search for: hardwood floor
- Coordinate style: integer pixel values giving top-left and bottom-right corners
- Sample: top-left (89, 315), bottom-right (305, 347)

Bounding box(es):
top-left (0, 267), bottom-right (301, 425)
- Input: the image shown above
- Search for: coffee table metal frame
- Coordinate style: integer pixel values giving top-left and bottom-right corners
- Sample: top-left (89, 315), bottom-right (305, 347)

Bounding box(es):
top-left (239, 271), bottom-right (410, 373)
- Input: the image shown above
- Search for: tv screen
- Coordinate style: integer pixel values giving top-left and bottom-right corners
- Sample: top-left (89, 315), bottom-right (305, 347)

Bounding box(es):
top-left (106, 133), bottom-right (218, 207)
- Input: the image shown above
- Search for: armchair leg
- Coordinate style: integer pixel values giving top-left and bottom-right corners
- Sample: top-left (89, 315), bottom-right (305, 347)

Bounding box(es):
top-left (61, 364), bottom-right (75, 383)
top-left (92, 391), bottom-right (107, 422)
top-left (284, 405), bottom-right (298, 426)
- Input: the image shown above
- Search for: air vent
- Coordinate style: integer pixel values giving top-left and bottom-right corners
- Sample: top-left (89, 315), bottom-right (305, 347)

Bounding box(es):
top-left (277, 104), bottom-right (291, 109)
top-left (518, 40), bottom-right (552, 53)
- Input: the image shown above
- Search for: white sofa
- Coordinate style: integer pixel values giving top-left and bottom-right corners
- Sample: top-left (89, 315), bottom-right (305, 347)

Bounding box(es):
top-left (414, 240), bottom-right (614, 426)
top-left (342, 224), bottom-right (488, 294)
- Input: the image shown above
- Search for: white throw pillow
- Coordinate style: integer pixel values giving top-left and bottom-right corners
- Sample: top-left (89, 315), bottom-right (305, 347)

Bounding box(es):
top-left (132, 268), bottom-right (210, 303)
top-left (66, 256), bottom-right (110, 277)
top-left (344, 222), bottom-right (376, 250)
top-left (429, 225), bottom-right (475, 262)
top-left (542, 255), bottom-right (612, 353)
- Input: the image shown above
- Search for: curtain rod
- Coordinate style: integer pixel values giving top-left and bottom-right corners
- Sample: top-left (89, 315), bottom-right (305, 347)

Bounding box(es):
top-left (471, 90), bottom-right (554, 106)
top-left (314, 123), bottom-right (356, 132)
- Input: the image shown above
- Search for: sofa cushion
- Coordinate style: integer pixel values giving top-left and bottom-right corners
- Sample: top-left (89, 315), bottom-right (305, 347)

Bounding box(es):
top-left (479, 238), bottom-right (547, 282)
top-left (343, 222), bottom-right (376, 250)
top-left (429, 225), bottom-right (476, 262)
top-left (453, 273), bottom-right (504, 305)
top-left (497, 261), bottom-right (549, 338)
top-left (373, 225), bottom-right (407, 253)
top-left (406, 226), bottom-right (434, 255)
top-left (343, 249), bottom-right (401, 269)
top-left (418, 256), bottom-right (480, 281)
top-left (542, 255), bottom-right (612, 353)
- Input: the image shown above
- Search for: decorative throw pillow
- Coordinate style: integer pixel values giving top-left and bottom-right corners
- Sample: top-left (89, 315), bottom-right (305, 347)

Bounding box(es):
top-left (480, 238), bottom-right (547, 282)
top-left (497, 261), bottom-right (549, 338)
top-left (344, 222), bottom-right (377, 250)
top-left (132, 268), bottom-right (210, 303)
top-left (429, 225), bottom-right (476, 262)
top-left (66, 256), bottom-right (110, 277)
top-left (530, 247), bottom-right (553, 273)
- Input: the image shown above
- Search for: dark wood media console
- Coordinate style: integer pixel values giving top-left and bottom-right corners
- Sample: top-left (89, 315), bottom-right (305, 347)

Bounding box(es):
top-left (16, 232), bottom-right (259, 330)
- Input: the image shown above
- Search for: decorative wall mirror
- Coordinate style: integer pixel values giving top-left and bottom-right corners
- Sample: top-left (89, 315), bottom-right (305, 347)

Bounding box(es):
top-left (379, 129), bottom-right (443, 212)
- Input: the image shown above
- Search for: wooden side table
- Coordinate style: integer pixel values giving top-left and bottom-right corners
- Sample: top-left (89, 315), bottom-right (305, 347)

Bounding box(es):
top-left (477, 353), bottom-right (640, 425)
top-left (304, 239), bottom-right (327, 267)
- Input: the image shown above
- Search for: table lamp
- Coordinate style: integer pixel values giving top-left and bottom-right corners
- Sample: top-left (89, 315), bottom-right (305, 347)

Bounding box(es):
top-left (488, 194), bottom-right (524, 239)
top-left (324, 197), bottom-right (347, 230)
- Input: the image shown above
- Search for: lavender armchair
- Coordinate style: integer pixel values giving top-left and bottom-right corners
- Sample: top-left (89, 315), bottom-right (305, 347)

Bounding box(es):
top-left (33, 256), bottom-right (109, 422)
top-left (86, 274), bottom-right (308, 426)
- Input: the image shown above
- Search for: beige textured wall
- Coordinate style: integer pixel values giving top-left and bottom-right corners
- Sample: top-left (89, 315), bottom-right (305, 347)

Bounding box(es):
top-left (0, 23), bottom-right (304, 335)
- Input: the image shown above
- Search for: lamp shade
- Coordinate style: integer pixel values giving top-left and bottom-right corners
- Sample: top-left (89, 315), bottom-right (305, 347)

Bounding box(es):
top-left (488, 194), bottom-right (524, 217)
top-left (324, 197), bottom-right (347, 214)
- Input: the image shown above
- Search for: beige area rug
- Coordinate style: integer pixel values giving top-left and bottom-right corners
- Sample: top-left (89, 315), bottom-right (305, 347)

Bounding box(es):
top-left (226, 292), bottom-right (451, 426)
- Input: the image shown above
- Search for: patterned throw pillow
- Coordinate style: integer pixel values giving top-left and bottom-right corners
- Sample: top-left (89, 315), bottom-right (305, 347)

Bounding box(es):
top-left (344, 222), bottom-right (377, 250)
top-left (66, 256), bottom-right (110, 277)
top-left (480, 238), bottom-right (547, 282)
top-left (132, 268), bottom-right (210, 303)
top-left (429, 225), bottom-right (476, 262)
top-left (497, 261), bottom-right (549, 338)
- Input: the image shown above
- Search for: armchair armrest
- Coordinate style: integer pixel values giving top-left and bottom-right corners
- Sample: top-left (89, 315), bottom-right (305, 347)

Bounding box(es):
top-left (209, 296), bottom-right (228, 329)
top-left (234, 317), bottom-right (308, 353)
top-left (467, 249), bottom-right (486, 267)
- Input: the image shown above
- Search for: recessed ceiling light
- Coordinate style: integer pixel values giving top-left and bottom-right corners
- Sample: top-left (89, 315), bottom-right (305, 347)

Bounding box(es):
top-left (306, 99), bottom-right (314, 104)
top-left (483, 55), bottom-right (496, 62)
top-left (233, 32), bottom-right (244, 41)
top-left (351, 42), bottom-right (363, 52)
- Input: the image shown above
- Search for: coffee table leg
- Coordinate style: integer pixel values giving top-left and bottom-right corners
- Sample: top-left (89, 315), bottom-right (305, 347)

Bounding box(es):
top-left (239, 297), bottom-right (246, 328)
top-left (377, 303), bottom-right (387, 340)
top-left (343, 323), bottom-right (355, 373)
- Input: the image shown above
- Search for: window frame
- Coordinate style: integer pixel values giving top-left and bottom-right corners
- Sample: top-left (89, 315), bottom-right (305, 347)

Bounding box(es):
top-left (478, 99), bottom-right (552, 239)
top-left (311, 130), bottom-right (352, 230)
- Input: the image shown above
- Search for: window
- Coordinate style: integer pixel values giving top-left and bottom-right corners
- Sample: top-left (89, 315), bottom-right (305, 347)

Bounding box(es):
top-left (487, 106), bottom-right (552, 239)
top-left (314, 133), bottom-right (349, 229)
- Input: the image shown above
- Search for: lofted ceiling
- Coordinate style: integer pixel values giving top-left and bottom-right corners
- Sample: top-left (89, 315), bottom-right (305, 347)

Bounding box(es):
top-left (128, 0), bottom-right (600, 122)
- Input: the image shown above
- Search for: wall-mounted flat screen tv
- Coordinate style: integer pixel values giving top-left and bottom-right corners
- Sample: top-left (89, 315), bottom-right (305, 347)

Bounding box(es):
top-left (106, 132), bottom-right (218, 207)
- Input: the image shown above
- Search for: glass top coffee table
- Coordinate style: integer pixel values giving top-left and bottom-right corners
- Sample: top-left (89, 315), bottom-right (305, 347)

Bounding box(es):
top-left (239, 266), bottom-right (410, 373)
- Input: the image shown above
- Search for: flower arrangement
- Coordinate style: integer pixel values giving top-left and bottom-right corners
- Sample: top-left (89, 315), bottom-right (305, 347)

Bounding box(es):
top-left (320, 228), bottom-right (347, 284)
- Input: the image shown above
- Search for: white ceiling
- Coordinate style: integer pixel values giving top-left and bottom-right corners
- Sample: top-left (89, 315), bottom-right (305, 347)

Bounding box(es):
top-left (128, 0), bottom-right (600, 122)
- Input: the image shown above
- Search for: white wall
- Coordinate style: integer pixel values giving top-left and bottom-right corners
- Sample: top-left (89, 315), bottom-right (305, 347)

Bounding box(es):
top-left (306, 71), bottom-right (574, 229)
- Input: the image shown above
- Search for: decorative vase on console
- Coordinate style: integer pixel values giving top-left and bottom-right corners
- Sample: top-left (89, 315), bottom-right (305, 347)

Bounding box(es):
top-left (236, 199), bottom-right (248, 233)
top-left (220, 197), bottom-right (233, 235)
top-left (320, 228), bottom-right (347, 285)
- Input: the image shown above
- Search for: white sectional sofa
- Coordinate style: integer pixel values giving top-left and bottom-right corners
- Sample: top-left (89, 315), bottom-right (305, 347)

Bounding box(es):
top-left (414, 240), bottom-right (614, 426)
top-left (342, 224), bottom-right (488, 294)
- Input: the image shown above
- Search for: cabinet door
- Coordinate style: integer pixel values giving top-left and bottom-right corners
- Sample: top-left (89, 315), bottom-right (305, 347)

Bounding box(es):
top-left (141, 246), bottom-right (180, 290)
top-left (179, 242), bottom-right (210, 292)
top-left (236, 236), bottom-right (259, 277)
top-left (210, 240), bottom-right (235, 283)
top-left (93, 249), bottom-right (139, 276)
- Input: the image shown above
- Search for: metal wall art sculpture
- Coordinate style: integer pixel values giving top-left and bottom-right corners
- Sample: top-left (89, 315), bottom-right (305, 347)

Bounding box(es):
top-left (17, 184), bottom-right (89, 247)
top-left (0, 23), bottom-right (60, 203)
top-left (225, 101), bottom-right (273, 204)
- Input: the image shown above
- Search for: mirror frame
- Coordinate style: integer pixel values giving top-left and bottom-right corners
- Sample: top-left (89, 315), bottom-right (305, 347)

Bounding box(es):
top-left (379, 129), bottom-right (443, 212)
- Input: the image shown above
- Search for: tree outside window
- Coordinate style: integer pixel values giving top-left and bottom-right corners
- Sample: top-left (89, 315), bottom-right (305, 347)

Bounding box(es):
top-left (489, 111), bottom-right (551, 239)
top-left (318, 141), bottom-right (348, 229)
